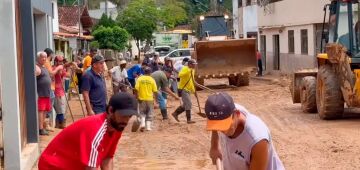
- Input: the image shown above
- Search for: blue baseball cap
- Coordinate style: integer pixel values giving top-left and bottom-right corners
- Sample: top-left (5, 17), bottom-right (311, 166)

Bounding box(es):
top-left (205, 92), bottom-right (236, 131)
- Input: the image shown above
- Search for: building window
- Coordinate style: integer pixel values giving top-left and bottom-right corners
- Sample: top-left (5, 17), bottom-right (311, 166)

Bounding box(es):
top-left (288, 30), bottom-right (294, 54)
top-left (246, 0), bottom-right (251, 6)
top-left (301, 29), bottom-right (308, 54)
top-left (239, 0), bottom-right (243, 7)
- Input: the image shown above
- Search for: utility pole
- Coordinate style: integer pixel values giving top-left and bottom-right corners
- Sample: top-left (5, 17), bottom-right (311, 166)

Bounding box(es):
top-left (232, 0), bottom-right (239, 39)
top-left (210, 0), bottom-right (218, 14)
top-left (105, 0), bottom-right (108, 17)
top-left (78, 0), bottom-right (81, 50)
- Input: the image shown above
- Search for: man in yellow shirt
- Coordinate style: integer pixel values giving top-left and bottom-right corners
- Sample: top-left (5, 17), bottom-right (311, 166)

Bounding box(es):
top-left (83, 48), bottom-right (98, 72)
top-left (172, 59), bottom-right (197, 124)
top-left (135, 67), bottom-right (158, 131)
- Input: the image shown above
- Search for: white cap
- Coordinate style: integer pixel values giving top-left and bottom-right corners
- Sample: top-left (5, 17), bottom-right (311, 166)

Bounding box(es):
top-left (154, 52), bottom-right (160, 56)
top-left (120, 60), bottom-right (127, 64)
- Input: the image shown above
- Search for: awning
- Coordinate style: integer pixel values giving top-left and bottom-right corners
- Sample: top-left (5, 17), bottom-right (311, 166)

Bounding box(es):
top-left (53, 32), bottom-right (94, 40)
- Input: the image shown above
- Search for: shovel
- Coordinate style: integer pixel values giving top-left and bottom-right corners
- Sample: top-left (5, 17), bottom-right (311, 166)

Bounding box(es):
top-left (216, 158), bottom-right (223, 170)
top-left (194, 89), bottom-right (207, 118)
top-left (191, 72), bottom-right (207, 118)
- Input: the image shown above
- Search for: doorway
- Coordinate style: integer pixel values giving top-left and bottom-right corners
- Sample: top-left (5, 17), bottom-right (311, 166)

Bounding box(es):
top-left (273, 35), bottom-right (280, 70)
top-left (260, 35), bottom-right (266, 70)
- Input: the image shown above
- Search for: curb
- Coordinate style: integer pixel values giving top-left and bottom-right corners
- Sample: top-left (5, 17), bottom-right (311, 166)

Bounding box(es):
top-left (250, 76), bottom-right (275, 83)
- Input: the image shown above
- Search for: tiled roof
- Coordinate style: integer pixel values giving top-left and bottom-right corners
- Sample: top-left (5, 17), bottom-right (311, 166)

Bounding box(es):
top-left (59, 25), bottom-right (79, 34)
top-left (58, 6), bottom-right (93, 29)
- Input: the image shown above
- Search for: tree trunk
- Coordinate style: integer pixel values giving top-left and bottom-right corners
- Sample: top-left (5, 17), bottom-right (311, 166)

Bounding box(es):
top-left (136, 39), bottom-right (141, 64)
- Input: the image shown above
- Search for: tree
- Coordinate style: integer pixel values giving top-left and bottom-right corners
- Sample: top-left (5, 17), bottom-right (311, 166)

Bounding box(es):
top-left (117, 0), bottom-right (158, 61)
top-left (93, 14), bottom-right (116, 31)
top-left (92, 26), bottom-right (129, 51)
top-left (158, 0), bottom-right (188, 28)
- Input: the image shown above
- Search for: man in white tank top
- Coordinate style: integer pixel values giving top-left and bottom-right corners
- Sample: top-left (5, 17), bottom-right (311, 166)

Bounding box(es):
top-left (205, 92), bottom-right (285, 170)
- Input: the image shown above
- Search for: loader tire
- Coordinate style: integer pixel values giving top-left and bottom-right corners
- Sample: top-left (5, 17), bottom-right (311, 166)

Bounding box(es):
top-left (316, 65), bottom-right (344, 119)
top-left (236, 73), bottom-right (250, 87)
top-left (300, 76), bottom-right (317, 113)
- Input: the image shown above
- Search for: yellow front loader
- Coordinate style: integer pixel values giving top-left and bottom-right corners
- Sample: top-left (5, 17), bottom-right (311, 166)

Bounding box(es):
top-left (291, 0), bottom-right (360, 119)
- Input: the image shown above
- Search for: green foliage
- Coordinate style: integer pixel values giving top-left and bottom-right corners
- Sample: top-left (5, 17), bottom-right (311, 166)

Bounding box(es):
top-left (90, 41), bottom-right (100, 49)
top-left (57, 0), bottom-right (78, 5)
top-left (117, 0), bottom-right (158, 42)
top-left (92, 26), bottom-right (129, 51)
top-left (157, 0), bottom-right (188, 28)
top-left (93, 14), bottom-right (116, 31)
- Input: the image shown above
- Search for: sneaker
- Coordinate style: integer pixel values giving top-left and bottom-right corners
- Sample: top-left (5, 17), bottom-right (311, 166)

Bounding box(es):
top-left (171, 112), bottom-right (180, 122)
top-left (39, 129), bottom-right (49, 136)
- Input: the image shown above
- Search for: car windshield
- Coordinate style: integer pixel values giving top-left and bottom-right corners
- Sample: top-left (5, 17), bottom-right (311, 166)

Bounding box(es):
top-left (155, 47), bottom-right (171, 57)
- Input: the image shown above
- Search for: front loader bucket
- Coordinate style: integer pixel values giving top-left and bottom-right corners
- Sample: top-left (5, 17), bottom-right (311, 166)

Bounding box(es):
top-left (195, 39), bottom-right (257, 77)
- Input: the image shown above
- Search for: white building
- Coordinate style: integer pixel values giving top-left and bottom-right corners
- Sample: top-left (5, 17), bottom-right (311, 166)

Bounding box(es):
top-left (88, 1), bottom-right (118, 20)
top-left (0, 0), bottom-right (54, 169)
top-left (257, 0), bottom-right (328, 73)
top-left (238, 0), bottom-right (259, 38)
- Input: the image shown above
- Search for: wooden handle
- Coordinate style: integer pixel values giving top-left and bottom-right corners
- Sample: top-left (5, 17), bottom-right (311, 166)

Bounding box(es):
top-left (216, 158), bottom-right (223, 170)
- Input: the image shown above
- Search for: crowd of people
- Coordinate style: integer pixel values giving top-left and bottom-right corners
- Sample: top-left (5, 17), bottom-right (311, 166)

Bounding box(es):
top-left (36, 48), bottom-right (284, 170)
top-left (34, 48), bottom-right (198, 135)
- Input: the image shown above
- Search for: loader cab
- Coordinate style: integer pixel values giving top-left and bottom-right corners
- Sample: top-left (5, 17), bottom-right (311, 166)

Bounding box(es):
top-left (322, 0), bottom-right (360, 59)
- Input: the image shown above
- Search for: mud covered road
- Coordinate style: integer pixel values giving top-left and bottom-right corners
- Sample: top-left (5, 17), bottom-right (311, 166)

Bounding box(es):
top-left (115, 78), bottom-right (360, 170)
top-left (38, 78), bottom-right (360, 170)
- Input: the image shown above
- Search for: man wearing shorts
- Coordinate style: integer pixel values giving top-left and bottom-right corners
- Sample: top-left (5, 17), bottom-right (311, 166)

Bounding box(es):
top-left (135, 67), bottom-right (158, 131)
top-left (35, 51), bottom-right (52, 135)
top-left (205, 92), bottom-right (284, 170)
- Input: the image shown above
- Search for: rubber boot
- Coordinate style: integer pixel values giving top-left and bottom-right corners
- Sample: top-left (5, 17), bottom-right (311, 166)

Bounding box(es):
top-left (56, 114), bottom-right (65, 129)
top-left (186, 110), bottom-right (195, 124)
top-left (161, 109), bottom-right (168, 120)
top-left (145, 121), bottom-right (152, 131)
top-left (59, 119), bottom-right (66, 129)
top-left (171, 106), bottom-right (185, 122)
top-left (140, 116), bottom-right (146, 132)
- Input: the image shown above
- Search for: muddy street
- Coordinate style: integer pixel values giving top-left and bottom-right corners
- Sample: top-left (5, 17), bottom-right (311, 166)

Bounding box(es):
top-left (108, 78), bottom-right (360, 170)
top-left (35, 78), bottom-right (360, 170)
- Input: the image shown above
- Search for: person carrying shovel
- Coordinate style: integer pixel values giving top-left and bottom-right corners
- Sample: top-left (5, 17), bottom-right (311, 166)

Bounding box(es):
top-left (205, 92), bottom-right (284, 170)
top-left (171, 59), bottom-right (198, 124)
top-left (151, 67), bottom-right (181, 120)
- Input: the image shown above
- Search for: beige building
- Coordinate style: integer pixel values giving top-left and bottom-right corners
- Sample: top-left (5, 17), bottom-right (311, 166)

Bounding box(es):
top-left (257, 0), bottom-right (328, 73)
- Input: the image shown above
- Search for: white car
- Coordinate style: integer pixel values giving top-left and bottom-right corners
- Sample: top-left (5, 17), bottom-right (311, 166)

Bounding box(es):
top-left (159, 48), bottom-right (194, 63)
top-left (154, 46), bottom-right (172, 57)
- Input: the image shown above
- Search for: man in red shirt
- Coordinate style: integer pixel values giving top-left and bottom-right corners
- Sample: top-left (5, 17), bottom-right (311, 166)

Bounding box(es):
top-left (256, 50), bottom-right (263, 77)
top-left (38, 92), bottom-right (138, 170)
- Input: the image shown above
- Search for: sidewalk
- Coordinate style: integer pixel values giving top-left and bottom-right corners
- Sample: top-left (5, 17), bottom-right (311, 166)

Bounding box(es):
top-left (250, 73), bottom-right (291, 87)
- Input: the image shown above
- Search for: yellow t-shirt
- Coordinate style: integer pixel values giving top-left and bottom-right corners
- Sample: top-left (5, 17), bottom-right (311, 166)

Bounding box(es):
top-left (83, 55), bottom-right (92, 71)
top-left (44, 58), bottom-right (55, 90)
top-left (178, 66), bottom-right (195, 93)
top-left (135, 75), bottom-right (158, 101)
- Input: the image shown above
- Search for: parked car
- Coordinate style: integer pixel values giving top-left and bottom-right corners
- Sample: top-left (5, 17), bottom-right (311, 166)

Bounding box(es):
top-left (160, 48), bottom-right (194, 64)
top-left (154, 46), bottom-right (172, 57)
